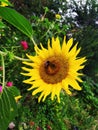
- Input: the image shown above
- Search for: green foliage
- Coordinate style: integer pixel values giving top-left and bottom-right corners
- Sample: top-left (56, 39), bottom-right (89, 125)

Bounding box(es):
top-left (0, 0), bottom-right (98, 130)
top-left (73, 26), bottom-right (98, 82)
top-left (0, 5), bottom-right (69, 129)
top-left (74, 26), bottom-right (98, 58)
top-left (14, 90), bottom-right (97, 130)
top-left (0, 88), bottom-right (17, 130)
top-left (0, 21), bottom-right (6, 28)
top-left (31, 15), bottom-right (69, 43)
top-left (0, 7), bottom-right (33, 39)
top-left (80, 76), bottom-right (98, 109)
top-left (12, 0), bottom-right (67, 19)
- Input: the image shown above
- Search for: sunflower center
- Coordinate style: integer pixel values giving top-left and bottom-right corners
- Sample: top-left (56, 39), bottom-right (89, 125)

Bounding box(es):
top-left (39, 56), bottom-right (69, 84)
top-left (44, 60), bottom-right (60, 75)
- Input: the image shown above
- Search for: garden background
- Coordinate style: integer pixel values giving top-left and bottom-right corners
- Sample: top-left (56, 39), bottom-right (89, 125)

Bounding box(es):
top-left (0, 0), bottom-right (98, 130)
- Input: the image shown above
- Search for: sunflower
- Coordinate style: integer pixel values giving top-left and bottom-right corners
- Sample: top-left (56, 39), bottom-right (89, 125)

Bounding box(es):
top-left (21, 36), bottom-right (86, 102)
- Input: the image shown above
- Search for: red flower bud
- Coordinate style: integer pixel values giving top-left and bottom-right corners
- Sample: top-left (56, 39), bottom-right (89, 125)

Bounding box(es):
top-left (6, 82), bottom-right (13, 87)
top-left (20, 41), bottom-right (28, 50)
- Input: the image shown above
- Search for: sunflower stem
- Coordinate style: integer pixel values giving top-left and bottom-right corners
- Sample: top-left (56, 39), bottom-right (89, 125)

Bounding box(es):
top-left (30, 37), bottom-right (36, 46)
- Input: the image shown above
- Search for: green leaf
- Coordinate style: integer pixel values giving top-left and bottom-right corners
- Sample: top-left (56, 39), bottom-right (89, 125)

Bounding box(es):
top-left (0, 88), bottom-right (17, 130)
top-left (0, 0), bottom-right (13, 6)
top-left (0, 21), bottom-right (6, 28)
top-left (8, 86), bottom-right (20, 97)
top-left (0, 7), bottom-right (33, 38)
top-left (8, 52), bottom-right (14, 61)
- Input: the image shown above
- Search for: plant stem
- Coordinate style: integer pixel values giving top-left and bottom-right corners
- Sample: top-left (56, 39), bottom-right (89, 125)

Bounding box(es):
top-left (0, 51), bottom-right (7, 56)
top-left (0, 51), bottom-right (30, 61)
top-left (1, 55), bottom-right (5, 88)
top-left (31, 37), bottom-right (36, 46)
top-left (14, 56), bottom-right (30, 61)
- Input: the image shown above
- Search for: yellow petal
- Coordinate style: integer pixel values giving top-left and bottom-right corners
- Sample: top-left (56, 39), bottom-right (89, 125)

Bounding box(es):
top-left (32, 87), bottom-right (43, 95)
top-left (15, 95), bottom-right (22, 102)
top-left (67, 78), bottom-right (82, 90)
top-left (51, 84), bottom-right (57, 100)
top-left (42, 88), bottom-right (51, 102)
top-left (76, 57), bottom-right (87, 65)
top-left (38, 92), bottom-right (45, 102)
top-left (22, 67), bottom-right (32, 72)
top-left (22, 61), bottom-right (34, 67)
top-left (55, 83), bottom-right (61, 102)
top-left (27, 86), bottom-right (34, 91)
top-left (52, 37), bottom-right (61, 53)
top-left (75, 47), bottom-right (81, 57)
top-left (26, 55), bottom-right (41, 64)
top-left (66, 38), bottom-right (73, 52)
top-left (62, 80), bottom-right (72, 95)
top-left (34, 45), bottom-right (41, 54)
top-left (68, 43), bottom-right (78, 57)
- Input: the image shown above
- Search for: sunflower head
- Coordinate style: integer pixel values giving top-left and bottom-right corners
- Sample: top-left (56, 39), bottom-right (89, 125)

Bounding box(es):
top-left (21, 36), bottom-right (86, 103)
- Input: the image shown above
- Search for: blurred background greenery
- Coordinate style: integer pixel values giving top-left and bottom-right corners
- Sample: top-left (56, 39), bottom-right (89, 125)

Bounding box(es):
top-left (0, 0), bottom-right (98, 130)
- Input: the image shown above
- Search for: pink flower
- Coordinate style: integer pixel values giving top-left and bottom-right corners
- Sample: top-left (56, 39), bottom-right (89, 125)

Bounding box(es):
top-left (6, 82), bottom-right (13, 87)
top-left (20, 41), bottom-right (28, 50)
top-left (0, 85), bottom-right (3, 93)
top-left (8, 122), bottom-right (15, 129)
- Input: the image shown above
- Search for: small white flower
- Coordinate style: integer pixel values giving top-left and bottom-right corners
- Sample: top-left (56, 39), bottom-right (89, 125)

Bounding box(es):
top-left (8, 122), bottom-right (15, 129)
